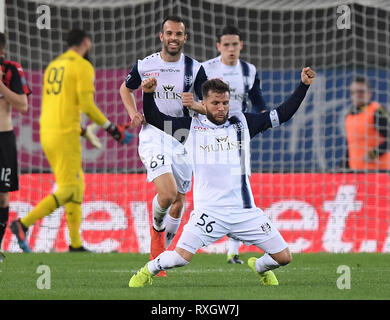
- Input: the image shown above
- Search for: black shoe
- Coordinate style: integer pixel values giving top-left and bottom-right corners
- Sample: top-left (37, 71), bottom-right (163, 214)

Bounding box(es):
top-left (227, 254), bottom-right (244, 264)
top-left (69, 245), bottom-right (92, 252)
top-left (10, 219), bottom-right (31, 252)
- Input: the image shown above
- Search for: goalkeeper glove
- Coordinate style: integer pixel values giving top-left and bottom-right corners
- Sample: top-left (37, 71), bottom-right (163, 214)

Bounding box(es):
top-left (106, 123), bottom-right (133, 145)
top-left (81, 123), bottom-right (102, 149)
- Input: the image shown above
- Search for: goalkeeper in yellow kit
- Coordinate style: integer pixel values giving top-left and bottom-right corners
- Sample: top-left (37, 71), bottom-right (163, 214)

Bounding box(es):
top-left (10, 29), bottom-right (132, 252)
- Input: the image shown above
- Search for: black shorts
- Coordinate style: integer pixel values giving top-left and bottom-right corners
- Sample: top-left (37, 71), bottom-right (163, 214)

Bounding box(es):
top-left (0, 130), bottom-right (19, 192)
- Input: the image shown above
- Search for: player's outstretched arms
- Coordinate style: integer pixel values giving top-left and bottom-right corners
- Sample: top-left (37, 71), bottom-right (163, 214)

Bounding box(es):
top-left (245, 67), bottom-right (315, 138)
top-left (276, 67), bottom-right (315, 123)
top-left (301, 67), bottom-right (316, 85)
top-left (141, 78), bottom-right (191, 142)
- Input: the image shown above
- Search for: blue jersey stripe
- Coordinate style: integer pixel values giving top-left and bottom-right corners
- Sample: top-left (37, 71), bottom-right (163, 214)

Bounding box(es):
top-left (231, 116), bottom-right (253, 209)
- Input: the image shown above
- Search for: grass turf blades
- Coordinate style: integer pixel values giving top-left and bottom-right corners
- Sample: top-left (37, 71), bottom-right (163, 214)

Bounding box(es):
top-left (0, 252), bottom-right (389, 300)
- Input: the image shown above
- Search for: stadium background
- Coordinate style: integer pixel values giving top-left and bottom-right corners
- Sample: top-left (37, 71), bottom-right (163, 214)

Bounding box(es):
top-left (2, 0), bottom-right (390, 253)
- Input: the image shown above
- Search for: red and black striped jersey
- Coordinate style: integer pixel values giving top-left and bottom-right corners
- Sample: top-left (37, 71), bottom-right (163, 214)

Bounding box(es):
top-left (1, 59), bottom-right (31, 96)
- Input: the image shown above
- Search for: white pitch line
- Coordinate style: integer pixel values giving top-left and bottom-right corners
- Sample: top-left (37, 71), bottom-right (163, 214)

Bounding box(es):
top-left (74, 268), bottom-right (254, 274)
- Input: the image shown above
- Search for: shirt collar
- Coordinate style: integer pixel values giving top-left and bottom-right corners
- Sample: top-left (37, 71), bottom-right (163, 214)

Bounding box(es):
top-left (200, 115), bottom-right (230, 129)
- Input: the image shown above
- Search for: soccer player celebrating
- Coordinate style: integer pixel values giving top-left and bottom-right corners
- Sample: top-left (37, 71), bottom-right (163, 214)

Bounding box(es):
top-left (202, 25), bottom-right (267, 264)
top-left (119, 16), bottom-right (207, 276)
top-left (10, 29), bottom-right (132, 252)
top-left (0, 32), bottom-right (31, 260)
top-left (129, 67), bottom-right (316, 287)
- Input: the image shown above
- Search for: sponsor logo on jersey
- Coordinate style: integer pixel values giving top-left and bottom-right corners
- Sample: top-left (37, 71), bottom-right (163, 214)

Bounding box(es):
top-left (160, 68), bottom-right (180, 73)
top-left (223, 71), bottom-right (239, 76)
top-left (153, 84), bottom-right (181, 100)
top-left (194, 126), bottom-right (208, 131)
top-left (162, 85), bottom-right (175, 91)
top-left (199, 139), bottom-right (243, 152)
top-left (142, 72), bottom-right (160, 77)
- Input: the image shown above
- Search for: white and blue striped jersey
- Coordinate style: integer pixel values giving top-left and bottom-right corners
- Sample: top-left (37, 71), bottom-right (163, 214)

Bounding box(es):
top-left (202, 56), bottom-right (266, 116)
top-left (187, 113), bottom-right (256, 210)
top-left (126, 52), bottom-right (207, 156)
top-left (142, 82), bottom-right (310, 212)
top-left (126, 52), bottom-right (206, 117)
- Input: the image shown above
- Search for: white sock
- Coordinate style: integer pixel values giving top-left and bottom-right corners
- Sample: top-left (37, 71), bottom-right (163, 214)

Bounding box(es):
top-left (152, 194), bottom-right (169, 231)
top-left (164, 214), bottom-right (181, 248)
top-left (227, 238), bottom-right (241, 256)
top-left (147, 250), bottom-right (189, 275)
top-left (255, 253), bottom-right (280, 273)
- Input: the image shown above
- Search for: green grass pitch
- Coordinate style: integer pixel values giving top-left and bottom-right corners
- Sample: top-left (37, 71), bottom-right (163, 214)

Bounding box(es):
top-left (0, 252), bottom-right (389, 300)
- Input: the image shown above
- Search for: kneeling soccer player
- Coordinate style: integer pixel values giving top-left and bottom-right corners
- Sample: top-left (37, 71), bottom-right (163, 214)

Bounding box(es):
top-left (130, 67), bottom-right (315, 287)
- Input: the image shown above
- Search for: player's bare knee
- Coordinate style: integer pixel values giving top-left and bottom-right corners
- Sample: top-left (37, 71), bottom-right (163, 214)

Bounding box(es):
top-left (170, 193), bottom-right (185, 218)
top-left (280, 250), bottom-right (292, 266)
top-left (175, 247), bottom-right (193, 263)
top-left (271, 248), bottom-right (292, 266)
top-left (156, 184), bottom-right (177, 207)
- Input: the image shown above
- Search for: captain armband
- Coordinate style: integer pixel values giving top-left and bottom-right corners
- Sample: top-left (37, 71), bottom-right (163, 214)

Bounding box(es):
top-left (269, 109), bottom-right (280, 128)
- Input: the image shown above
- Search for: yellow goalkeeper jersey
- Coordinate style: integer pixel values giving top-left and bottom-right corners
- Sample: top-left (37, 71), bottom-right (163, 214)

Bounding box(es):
top-left (40, 49), bottom-right (106, 134)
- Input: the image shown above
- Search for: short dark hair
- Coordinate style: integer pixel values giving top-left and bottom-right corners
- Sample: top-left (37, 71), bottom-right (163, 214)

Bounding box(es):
top-left (202, 78), bottom-right (230, 99)
top-left (351, 75), bottom-right (371, 90)
top-left (66, 29), bottom-right (89, 47)
top-left (161, 15), bottom-right (186, 33)
top-left (0, 32), bottom-right (6, 50)
top-left (217, 25), bottom-right (241, 42)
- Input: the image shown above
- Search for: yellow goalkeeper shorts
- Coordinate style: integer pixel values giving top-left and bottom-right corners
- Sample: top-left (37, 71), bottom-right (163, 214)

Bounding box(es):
top-left (40, 131), bottom-right (85, 203)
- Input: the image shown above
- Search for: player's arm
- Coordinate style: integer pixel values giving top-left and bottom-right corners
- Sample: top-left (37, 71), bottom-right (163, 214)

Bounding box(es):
top-left (248, 70), bottom-right (267, 113)
top-left (0, 66), bottom-right (29, 113)
top-left (78, 66), bottom-right (131, 145)
top-left (182, 65), bottom-right (208, 115)
top-left (78, 91), bottom-right (132, 145)
top-left (119, 63), bottom-right (144, 128)
top-left (245, 67), bottom-right (315, 138)
top-left (365, 106), bottom-right (390, 161)
top-left (142, 78), bottom-right (192, 143)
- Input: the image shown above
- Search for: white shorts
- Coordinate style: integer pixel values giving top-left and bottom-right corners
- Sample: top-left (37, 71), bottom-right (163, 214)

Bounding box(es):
top-left (138, 124), bottom-right (192, 194)
top-left (177, 207), bottom-right (288, 254)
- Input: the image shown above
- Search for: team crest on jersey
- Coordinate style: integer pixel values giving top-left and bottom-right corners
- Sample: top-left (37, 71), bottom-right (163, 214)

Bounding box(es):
top-left (233, 122), bottom-right (244, 132)
top-left (184, 75), bottom-right (193, 86)
top-left (215, 136), bottom-right (228, 143)
top-left (261, 222), bottom-right (271, 234)
top-left (182, 180), bottom-right (191, 191)
top-left (162, 85), bottom-right (175, 91)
